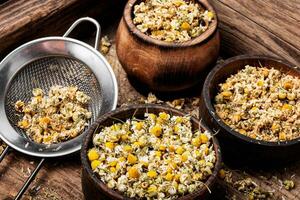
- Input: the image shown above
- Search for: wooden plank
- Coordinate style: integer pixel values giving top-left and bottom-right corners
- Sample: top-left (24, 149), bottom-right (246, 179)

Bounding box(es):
top-left (0, 0), bottom-right (125, 57)
top-left (216, 0), bottom-right (300, 48)
top-left (210, 0), bottom-right (300, 66)
top-left (0, 152), bottom-right (83, 200)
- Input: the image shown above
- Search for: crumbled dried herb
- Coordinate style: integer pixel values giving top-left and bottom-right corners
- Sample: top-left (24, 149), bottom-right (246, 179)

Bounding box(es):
top-left (100, 36), bottom-right (112, 55)
top-left (0, 140), bottom-right (6, 154)
top-left (218, 168), bottom-right (233, 184)
top-left (283, 179), bottom-right (295, 190)
top-left (233, 178), bottom-right (273, 200)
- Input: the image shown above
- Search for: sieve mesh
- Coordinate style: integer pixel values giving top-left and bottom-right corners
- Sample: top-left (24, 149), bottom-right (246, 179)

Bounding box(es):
top-left (5, 56), bottom-right (103, 137)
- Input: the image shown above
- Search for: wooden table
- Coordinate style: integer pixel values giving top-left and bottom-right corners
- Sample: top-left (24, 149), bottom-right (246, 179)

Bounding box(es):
top-left (0, 1), bottom-right (299, 199)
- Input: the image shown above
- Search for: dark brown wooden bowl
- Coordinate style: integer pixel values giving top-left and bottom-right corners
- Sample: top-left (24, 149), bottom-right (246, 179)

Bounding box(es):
top-left (200, 55), bottom-right (300, 166)
top-left (81, 104), bottom-right (222, 200)
top-left (116, 0), bottom-right (220, 92)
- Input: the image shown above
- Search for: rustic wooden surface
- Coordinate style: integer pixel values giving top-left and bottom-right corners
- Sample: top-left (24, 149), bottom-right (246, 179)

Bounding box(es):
top-left (0, 0), bottom-right (300, 199)
top-left (0, 0), bottom-right (125, 58)
top-left (210, 0), bottom-right (300, 66)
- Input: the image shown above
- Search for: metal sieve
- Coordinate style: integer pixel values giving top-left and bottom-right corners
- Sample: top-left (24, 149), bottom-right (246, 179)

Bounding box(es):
top-left (0, 17), bottom-right (118, 199)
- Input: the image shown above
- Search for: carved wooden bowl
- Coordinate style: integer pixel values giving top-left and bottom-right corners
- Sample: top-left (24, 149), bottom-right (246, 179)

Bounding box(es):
top-left (116, 0), bottom-right (220, 92)
top-left (81, 104), bottom-right (222, 199)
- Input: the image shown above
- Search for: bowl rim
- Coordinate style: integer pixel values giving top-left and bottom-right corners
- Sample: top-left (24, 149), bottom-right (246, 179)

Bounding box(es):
top-left (81, 104), bottom-right (222, 200)
top-left (202, 54), bottom-right (300, 147)
top-left (123, 0), bottom-right (218, 48)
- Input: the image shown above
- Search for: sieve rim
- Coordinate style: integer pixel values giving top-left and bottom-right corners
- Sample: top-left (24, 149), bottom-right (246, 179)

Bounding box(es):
top-left (1, 36), bottom-right (118, 109)
top-left (0, 36), bottom-right (118, 158)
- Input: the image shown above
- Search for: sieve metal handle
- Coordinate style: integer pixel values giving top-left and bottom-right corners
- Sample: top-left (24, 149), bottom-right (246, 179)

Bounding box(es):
top-left (0, 146), bottom-right (44, 200)
top-left (15, 158), bottom-right (45, 200)
top-left (63, 17), bottom-right (101, 50)
top-left (0, 146), bottom-right (9, 163)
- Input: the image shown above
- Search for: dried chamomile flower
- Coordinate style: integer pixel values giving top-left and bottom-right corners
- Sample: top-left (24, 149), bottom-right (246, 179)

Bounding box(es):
top-left (133, 0), bottom-right (215, 42)
top-left (15, 86), bottom-right (91, 144)
top-left (214, 65), bottom-right (300, 142)
top-left (88, 112), bottom-right (216, 199)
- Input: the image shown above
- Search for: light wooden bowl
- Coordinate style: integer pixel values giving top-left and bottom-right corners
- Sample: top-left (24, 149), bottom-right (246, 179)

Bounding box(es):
top-left (81, 104), bottom-right (222, 200)
top-left (116, 0), bottom-right (220, 92)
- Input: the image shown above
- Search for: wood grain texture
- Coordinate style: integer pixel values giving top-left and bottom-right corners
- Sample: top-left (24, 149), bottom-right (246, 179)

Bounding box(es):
top-left (210, 0), bottom-right (300, 66)
top-left (0, 0), bottom-right (125, 57)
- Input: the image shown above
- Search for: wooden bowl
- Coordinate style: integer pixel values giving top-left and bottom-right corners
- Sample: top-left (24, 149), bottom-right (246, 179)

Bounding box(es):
top-left (116, 0), bottom-right (220, 92)
top-left (200, 55), bottom-right (300, 166)
top-left (81, 104), bottom-right (222, 200)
